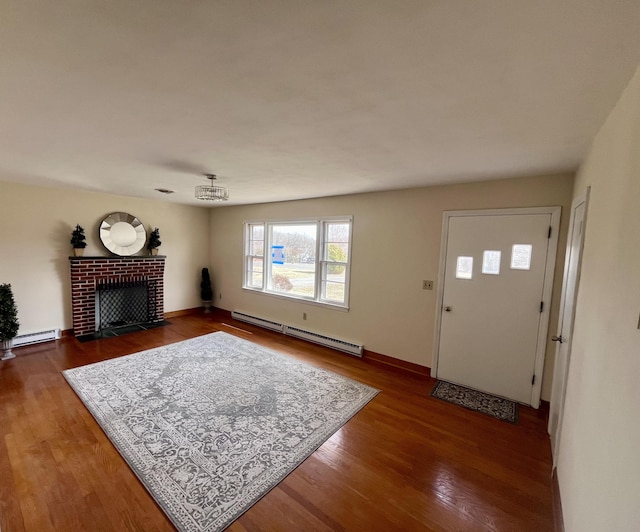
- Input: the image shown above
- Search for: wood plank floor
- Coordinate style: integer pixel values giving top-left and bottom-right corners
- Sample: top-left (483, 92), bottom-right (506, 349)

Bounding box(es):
top-left (0, 311), bottom-right (555, 531)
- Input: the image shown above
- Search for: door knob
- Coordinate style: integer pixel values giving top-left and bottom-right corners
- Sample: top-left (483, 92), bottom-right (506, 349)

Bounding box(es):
top-left (551, 335), bottom-right (563, 343)
top-left (444, 306), bottom-right (452, 312)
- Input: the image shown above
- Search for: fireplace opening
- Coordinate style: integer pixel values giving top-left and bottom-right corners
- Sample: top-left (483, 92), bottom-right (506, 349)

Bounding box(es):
top-left (96, 279), bottom-right (159, 336)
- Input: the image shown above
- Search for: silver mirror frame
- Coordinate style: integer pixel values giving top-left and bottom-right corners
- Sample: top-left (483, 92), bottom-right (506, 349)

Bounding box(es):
top-left (99, 212), bottom-right (147, 256)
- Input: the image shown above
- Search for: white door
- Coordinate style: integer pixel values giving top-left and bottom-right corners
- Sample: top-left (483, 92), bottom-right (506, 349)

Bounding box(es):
top-left (549, 190), bottom-right (589, 464)
top-left (434, 208), bottom-right (560, 406)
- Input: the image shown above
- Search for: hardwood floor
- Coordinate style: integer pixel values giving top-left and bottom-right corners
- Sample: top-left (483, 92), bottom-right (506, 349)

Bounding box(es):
top-left (0, 311), bottom-right (555, 531)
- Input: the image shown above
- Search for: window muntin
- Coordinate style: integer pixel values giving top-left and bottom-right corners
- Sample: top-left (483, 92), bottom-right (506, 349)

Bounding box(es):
top-left (244, 218), bottom-right (352, 307)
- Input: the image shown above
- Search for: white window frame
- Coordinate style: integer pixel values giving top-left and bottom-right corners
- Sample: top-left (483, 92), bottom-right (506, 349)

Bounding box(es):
top-left (243, 216), bottom-right (353, 309)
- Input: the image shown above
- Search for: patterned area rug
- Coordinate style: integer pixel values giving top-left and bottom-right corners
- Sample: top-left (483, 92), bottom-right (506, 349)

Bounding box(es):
top-left (63, 332), bottom-right (379, 531)
top-left (430, 380), bottom-right (518, 424)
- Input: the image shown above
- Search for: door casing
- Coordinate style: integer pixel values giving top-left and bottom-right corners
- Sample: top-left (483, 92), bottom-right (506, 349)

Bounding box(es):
top-left (549, 189), bottom-right (590, 465)
top-left (433, 206), bottom-right (561, 408)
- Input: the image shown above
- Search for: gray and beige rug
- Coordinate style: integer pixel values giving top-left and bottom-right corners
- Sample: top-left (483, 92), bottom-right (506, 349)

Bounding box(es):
top-left (63, 331), bottom-right (379, 531)
top-left (430, 380), bottom-right (518, 424)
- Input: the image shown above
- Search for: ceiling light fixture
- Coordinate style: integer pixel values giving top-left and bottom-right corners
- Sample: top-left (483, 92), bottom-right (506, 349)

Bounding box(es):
top-left (195, 174), bottom-right (229, 202)
top-left (155, 188), bottom-right (175, 194)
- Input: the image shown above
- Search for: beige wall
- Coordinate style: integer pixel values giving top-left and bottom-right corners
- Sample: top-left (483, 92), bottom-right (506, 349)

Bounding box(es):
top-left (0, 181), bottom-right (210, 333)
top-left (557, 67), bottom-right (640, 531)
top-left (209, 173), bottom-right (574, 400)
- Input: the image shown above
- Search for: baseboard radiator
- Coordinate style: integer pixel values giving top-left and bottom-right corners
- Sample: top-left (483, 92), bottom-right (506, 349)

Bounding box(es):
top-left (231, 311), bottom-right (363, 357)
top-left (231, 311), bottom-right (284, 332)
top-left (13, 328), bottom-right (61, 347)
top-left (283, 325), bottom-right (363, 357)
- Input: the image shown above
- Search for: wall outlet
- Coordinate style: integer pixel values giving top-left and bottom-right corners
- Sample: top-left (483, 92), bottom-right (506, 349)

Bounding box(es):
top-left (303, 312), bottom-right (307, 320)
top-left (423, 280), bottom-right (434, 290)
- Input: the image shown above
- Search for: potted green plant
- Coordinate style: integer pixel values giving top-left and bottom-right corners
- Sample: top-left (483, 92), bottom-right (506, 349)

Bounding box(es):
top-left (201, 268), bottom-right (213, 313)
top-left (0, 283), bottom-right (20, 360)
top-left (70, 224), bottom-right (87, 257)
top-left (147, 227), bottom-right (162, 255)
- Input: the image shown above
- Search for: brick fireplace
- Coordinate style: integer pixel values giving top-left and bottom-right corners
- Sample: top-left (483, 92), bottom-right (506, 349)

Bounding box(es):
top-left (69, 256), bottom-right (165, 337)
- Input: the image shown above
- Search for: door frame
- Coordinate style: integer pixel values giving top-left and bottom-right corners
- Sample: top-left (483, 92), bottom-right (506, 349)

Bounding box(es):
top-left (549, 188), bottom-right (590, 465)
top-left (432, 206), bottom-right (561, 408)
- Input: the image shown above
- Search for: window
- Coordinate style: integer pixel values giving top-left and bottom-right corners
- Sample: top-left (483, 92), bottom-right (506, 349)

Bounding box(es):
top-left (511, 244), bottom-right (533, 270)
top-left (321, 222), bottom-right (350, 303)
top-left (244, 217), bottom-right (352, 307)
top-left (456, 256), bottom-right (473, 279)
top-left (482, 250), bottom-right (501, 275)
top-left (246, 224), bottom-right (264, 288)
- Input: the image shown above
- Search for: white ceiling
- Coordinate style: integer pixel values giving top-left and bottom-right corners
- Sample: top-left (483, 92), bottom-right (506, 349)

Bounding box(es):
top-left (1, 1), bottom-right (639, 206)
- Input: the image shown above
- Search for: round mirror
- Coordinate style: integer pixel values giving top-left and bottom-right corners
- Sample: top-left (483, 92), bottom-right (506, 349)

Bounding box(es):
top-left (99, 212), bottom-right (147, 256)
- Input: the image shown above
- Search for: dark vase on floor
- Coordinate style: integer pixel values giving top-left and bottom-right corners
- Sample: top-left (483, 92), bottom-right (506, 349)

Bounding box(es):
top-left (201, 268), bottom-right (213, 313)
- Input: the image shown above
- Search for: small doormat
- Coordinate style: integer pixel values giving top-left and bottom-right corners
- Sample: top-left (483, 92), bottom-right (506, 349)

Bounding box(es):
top-left (430, 380), bottom-right (518, 424)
